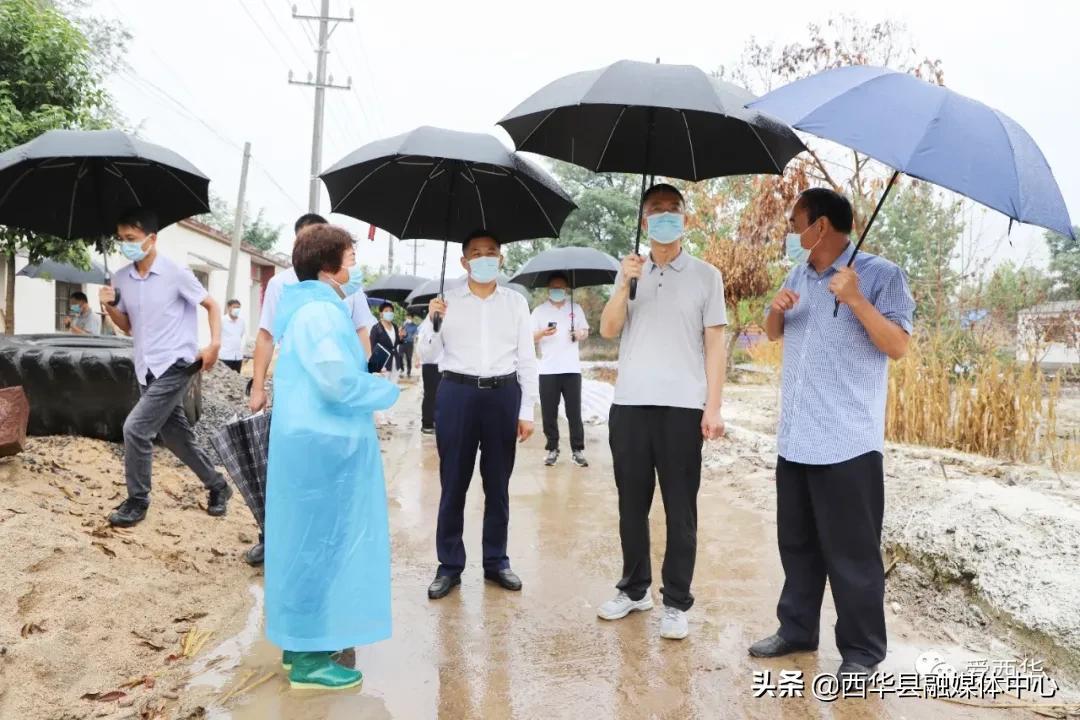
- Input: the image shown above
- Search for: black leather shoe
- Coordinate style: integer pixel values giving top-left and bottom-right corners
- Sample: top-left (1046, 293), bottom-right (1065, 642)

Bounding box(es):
top-left (207, 484), bottom-right (233, 517)
top-left (838, 661), bottom-right (878, 679)
top-left (244, 542), bottom-right (264, 566)
top-left (748, 633), bottom-right (817, 658)
top-left (484, 568), bottom-right (522, 592)
top-left (108, 498), bottom-right (148, 527)
top-left (428, 574), bottom-right (461, 600)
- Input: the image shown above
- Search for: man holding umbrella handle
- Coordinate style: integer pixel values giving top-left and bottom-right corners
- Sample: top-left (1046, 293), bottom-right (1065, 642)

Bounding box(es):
top-left (598, 184), bottom-right (727, 642)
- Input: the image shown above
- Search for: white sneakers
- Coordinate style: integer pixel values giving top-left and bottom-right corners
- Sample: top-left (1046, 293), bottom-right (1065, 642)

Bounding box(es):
top-left (597, 590), bottom-right (654, 620)
top-left (597, 592), bottom-right (689, 639)
top-left (659, 606), bottom-right (689, 640)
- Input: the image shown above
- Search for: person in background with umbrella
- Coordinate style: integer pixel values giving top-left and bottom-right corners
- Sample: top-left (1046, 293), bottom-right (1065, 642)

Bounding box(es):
top-left (597, 184), bottom-right (727, 641)
top-left (64, 291), bottom-right (101, 335)
top-left (220, 299), bottom-right (246, 373)
top-left (748, 188), bottom-right (914, 679)
top-left (401, 313), bottom-right (420, 377)
top-left (264, 223), bottom-right (399, 691)
top-left (531, 272), bottom-right (589, 468)
top-left (99, 207), bottom-right (233, 528)
top-left (369, 301), bottom-right (401, 376)
top-left (245, 213), bottom-right (375, 566)
top-left (420, 229), bottom-right (538, 600)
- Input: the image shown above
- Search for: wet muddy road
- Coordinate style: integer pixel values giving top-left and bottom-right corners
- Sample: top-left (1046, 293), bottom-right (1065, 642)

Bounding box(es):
top-left (199, 383), bottom-right (1038, 719)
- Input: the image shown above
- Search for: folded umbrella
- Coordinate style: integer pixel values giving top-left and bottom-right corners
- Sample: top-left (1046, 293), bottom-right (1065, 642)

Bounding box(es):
top-left (320, 126), bottom-right (576, 329)
top-left (210, 412), bottom-right (271, 530)
top-left (510, 246), bottom-right (619, 340)
top-left (748, 65), bottom-right (1076, 314)
top-left (363, 273), bottom-right (429, 304)
top-left (499, 59), bottom-right (806, 298)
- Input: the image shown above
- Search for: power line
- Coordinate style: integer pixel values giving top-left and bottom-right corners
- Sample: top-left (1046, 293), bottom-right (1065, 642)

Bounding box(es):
top-left (118, 71), bottom-right (304, 213)
top-left (256, 0), bottom-right (310, 67)
top-left (237, 0), bottom-right (293, 73)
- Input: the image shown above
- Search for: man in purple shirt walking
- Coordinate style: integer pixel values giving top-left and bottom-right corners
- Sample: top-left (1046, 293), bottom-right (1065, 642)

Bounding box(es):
top-left (100, 207), bottom-right (233, 527)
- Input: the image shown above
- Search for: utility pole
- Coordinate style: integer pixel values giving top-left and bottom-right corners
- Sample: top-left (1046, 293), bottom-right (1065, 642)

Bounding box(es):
top-left (290, 1), bottom-right (353, 213)
top-left (412, 239), bottom-right (418, 276)
top-left (387, 233), bottom-right (394, 275)
top-left (226, 141), bottom-right (252, 303)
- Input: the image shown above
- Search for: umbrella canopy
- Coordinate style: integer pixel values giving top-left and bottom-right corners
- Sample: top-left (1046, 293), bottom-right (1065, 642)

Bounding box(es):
top-left (321, 126), bottom-right (576, 242)
top-left (18, 258), bottom-right (107, 285)
top-left (509, 246), bottom-right (620, 289)
top-left (404, 274), bottom-right (531, 307)
top-left (498, 59), bottom-right (805, 181)
top-left (0, 129), bottom-right (210, 239)
top-left (748, 66), bottom-right (1074, 241)
top-left (362, 274), bottom-right (429, 304)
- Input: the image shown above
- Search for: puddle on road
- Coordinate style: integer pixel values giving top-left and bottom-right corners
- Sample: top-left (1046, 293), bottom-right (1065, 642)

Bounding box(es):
top-left (194, 386), bottom-right (1057, 719)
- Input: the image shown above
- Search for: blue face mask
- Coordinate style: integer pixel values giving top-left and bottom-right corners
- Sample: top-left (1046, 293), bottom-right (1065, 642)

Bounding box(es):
top-left (120, 239), bottom-right (149, 262)
top-left (341, 266), bottom-right (364, 296)
top-left (69, 304), bottom-right (81, 314)
top-left (549, 288), bottom-right (567, 303)
top-left (646, 212), bottom-right (684, 245)
top-left (785, 228), bottom-right (823, 265)
top-left (468, 256), bottom-right (500, 284)
top-left (381, 310), bottom-right (395, 322)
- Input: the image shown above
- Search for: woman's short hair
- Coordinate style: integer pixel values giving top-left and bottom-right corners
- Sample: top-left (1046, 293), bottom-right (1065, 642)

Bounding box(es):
top-left (292, 224), bottom-right (353, 281)
top-left (378, 301), bottom-right (394, 313)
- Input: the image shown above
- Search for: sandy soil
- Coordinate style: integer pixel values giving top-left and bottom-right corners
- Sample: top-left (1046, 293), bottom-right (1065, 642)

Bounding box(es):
top-left (0, 436), bottom-right (262, 720)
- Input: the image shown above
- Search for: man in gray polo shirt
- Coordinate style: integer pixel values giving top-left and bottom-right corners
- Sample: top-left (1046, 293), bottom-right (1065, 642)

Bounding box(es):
top-left (597, 184), bottom-right (727, 641)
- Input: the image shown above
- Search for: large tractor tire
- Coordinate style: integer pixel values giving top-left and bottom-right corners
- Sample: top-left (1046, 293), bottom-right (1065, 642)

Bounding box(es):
top-left (0, 334), bottom-right (201, 442)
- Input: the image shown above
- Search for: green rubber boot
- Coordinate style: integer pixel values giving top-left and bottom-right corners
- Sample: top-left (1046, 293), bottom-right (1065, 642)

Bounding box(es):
top-left (288, 651), bottom-right (363, 691)
top-left (282, 650), bottom-right (297, 670)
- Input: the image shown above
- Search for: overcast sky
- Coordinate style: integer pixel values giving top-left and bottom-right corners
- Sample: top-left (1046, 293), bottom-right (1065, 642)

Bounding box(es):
top-left (91, 0), bottom-right (1080, 282)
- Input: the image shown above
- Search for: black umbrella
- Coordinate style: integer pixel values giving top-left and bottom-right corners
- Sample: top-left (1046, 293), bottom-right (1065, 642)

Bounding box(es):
top-left (0, 129), bottom-right (210, 305)
top-left (320, 126), bottom-right (576, 329)
top-left (0, 129), bottom-right (210, 239)
top-left (404, 274), bottom-right (531, 308)
top-left (499, 59), bottom-right (805, 298)
top-left (363, 273), bottom-right (429, 304)
top-left (18, 258), bottom-right (108, 285)
top-left (510, 246), bottom-right (619, 340)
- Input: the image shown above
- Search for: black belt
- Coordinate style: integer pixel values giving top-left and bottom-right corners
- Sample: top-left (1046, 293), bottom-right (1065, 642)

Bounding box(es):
top-left (441, 371), bottom-right (517, 389)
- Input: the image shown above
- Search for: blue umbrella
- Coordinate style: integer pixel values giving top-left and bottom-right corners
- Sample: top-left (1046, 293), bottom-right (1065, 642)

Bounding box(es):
top-left (749, 66), bottom-right (1075, 313)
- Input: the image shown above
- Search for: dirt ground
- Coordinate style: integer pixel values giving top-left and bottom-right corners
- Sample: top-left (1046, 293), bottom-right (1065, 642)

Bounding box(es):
top-left (4, 373), bottom-right (1080, 719)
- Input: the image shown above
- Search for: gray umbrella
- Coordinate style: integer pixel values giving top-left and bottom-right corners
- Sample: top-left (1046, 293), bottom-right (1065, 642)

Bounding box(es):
top-left (510, 246), bottom-right (618, 339)
top-left (509, 246), bottom-right (619, 289)
top-left (362, 274), bottom-right (429, 304)
top-left (18, 258), bottom-right (107, 284)
top-left (498, 59), bottom-right (805, 299)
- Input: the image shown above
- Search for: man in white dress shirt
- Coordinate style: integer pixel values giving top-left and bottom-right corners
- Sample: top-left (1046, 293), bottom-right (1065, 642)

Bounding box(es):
top-left (421, 229), bottom-right (538, 600)
top-left (532, 272), bottom-right (590, 468)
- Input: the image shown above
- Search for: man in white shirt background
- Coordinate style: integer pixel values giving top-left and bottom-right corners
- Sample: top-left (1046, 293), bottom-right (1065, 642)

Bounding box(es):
top-left (531, 273), bottom-right (589, 468)
top-left (415, 313), bottom-right (442, 435)
top-left (421, 229), bottom-right (538, 600)
top-left (220, 299), bottom-right (246, 373)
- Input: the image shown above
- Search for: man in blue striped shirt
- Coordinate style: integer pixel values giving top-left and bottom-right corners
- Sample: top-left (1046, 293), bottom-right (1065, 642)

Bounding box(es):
top-left (748, 188), bottom-right (915, 680)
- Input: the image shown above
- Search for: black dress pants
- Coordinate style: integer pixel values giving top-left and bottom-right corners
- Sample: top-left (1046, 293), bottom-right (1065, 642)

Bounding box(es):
top-left (539, 373), bottom-right (584, 452)
top-left (609, 404), bottom-right (703, 611)
top-left (775, 451), bottom-right (886, 667)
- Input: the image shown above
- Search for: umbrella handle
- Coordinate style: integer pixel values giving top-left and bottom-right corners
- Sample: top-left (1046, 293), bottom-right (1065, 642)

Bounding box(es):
top-left (432, 311), bottom-right (442, 332)
top-left (832, 170), bottom-right (899, 318)
top-left (101, 251), bottom-right (121, 306)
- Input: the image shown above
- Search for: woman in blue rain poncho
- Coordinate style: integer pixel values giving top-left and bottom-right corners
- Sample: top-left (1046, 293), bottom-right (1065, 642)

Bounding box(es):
top-left (264, 224), bottom-right (400, 691)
